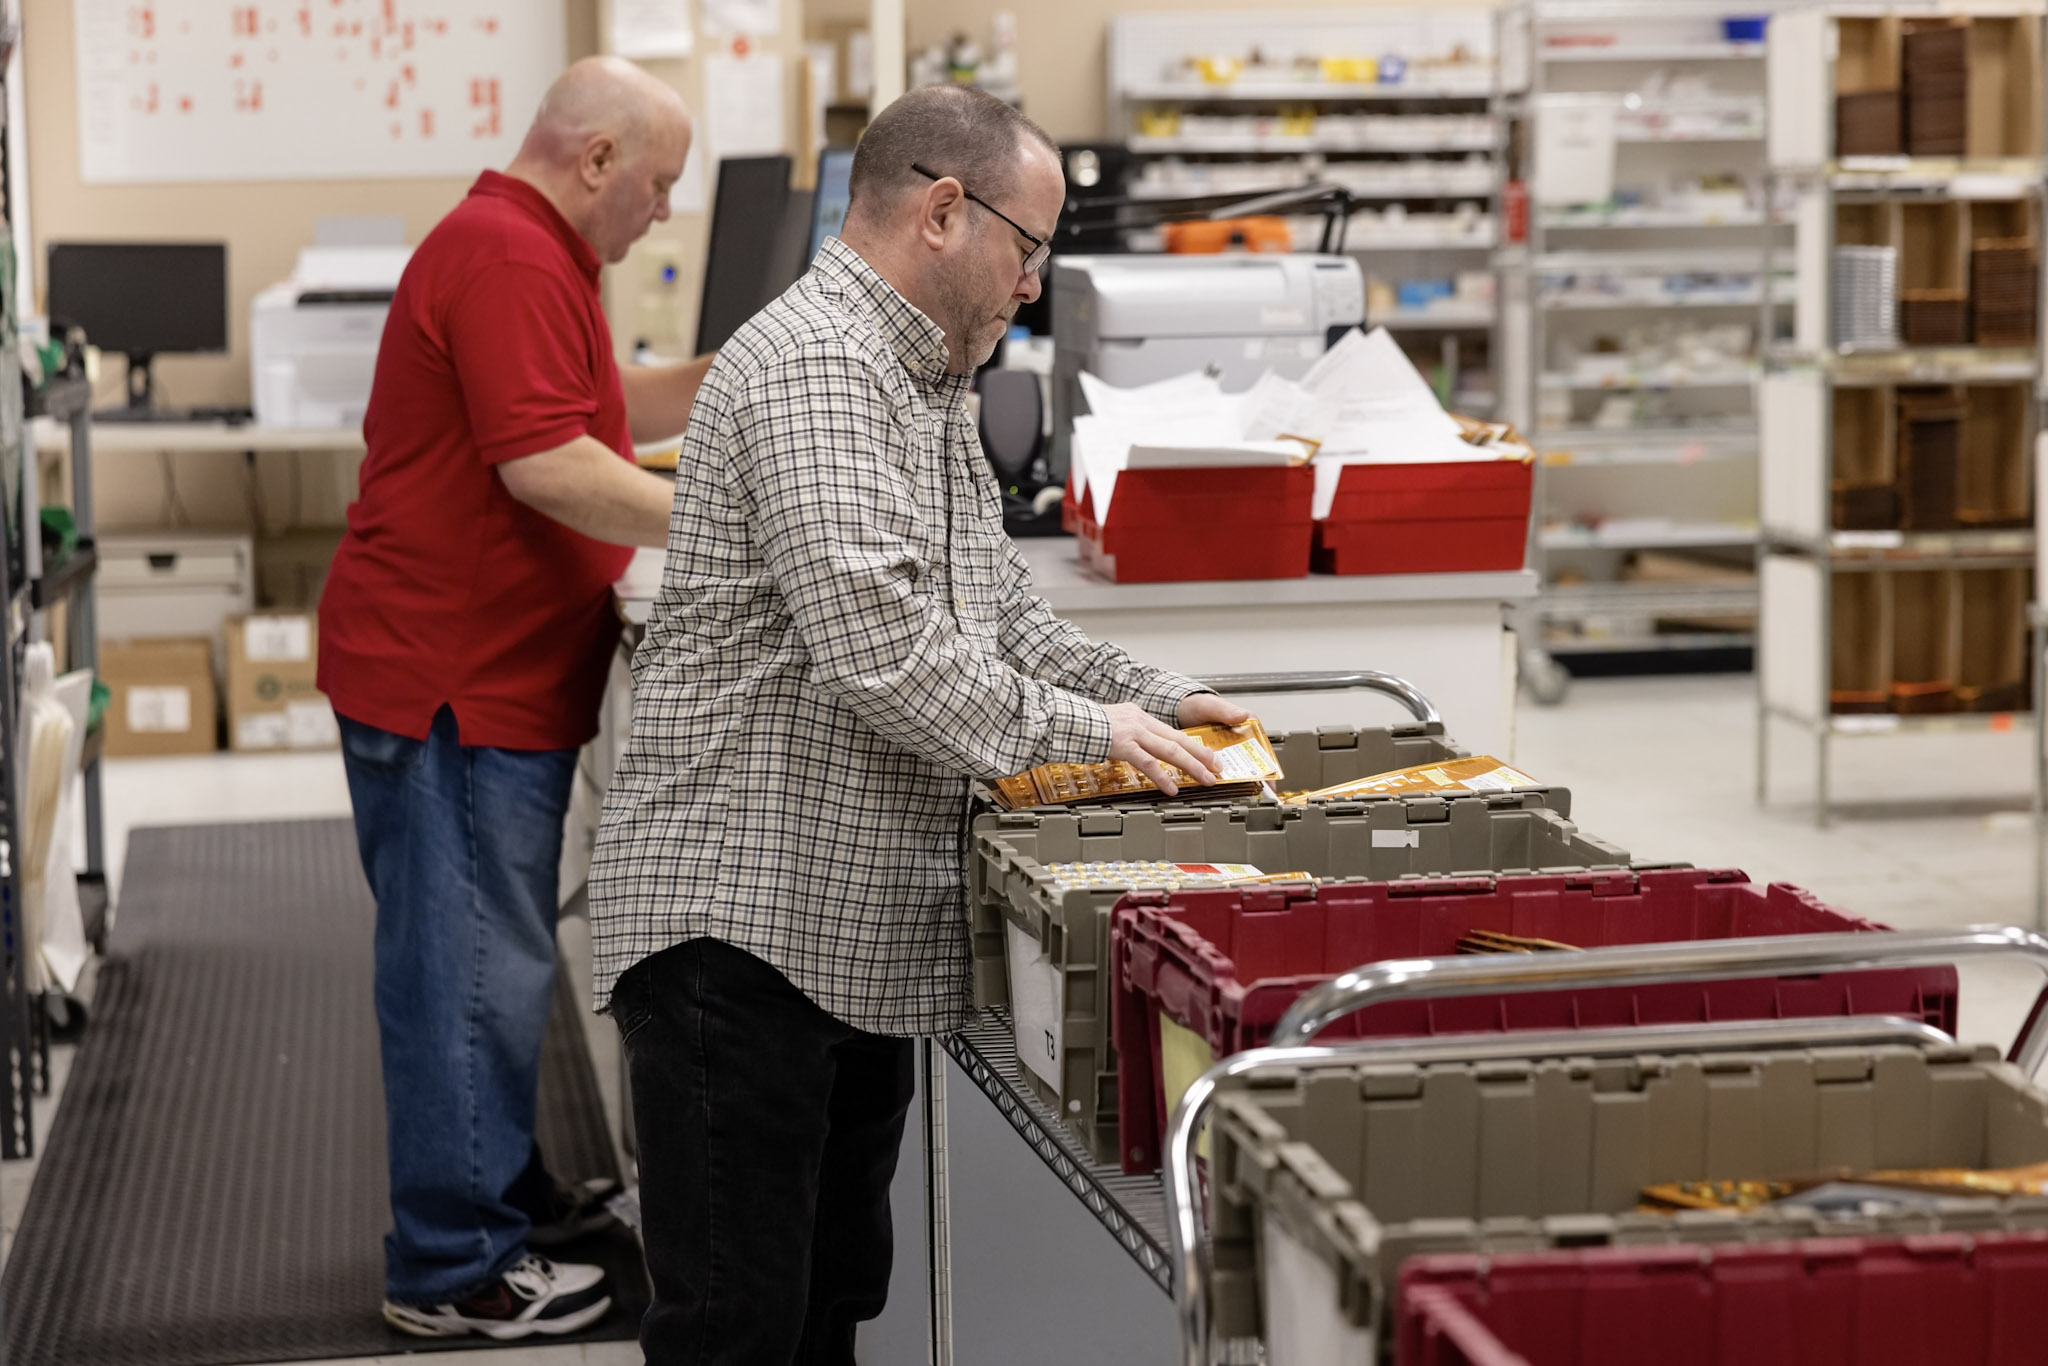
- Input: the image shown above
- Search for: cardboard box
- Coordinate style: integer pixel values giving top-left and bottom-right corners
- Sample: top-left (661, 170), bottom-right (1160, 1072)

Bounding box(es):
top-left (226, 614), bottom-right (337, 752)
top-left (100, 637), bottom-right (219, 758)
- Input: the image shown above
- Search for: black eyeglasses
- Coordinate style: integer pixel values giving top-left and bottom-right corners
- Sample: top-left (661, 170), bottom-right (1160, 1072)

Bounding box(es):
top-left (912, 163), bottom-right (1052, 275)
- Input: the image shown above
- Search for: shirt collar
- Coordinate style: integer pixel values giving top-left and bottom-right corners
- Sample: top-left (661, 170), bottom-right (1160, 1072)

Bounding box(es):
top-left (812, 238), bottom-right (954, 386)
top-left (471, 170), bottom-right (603, 285)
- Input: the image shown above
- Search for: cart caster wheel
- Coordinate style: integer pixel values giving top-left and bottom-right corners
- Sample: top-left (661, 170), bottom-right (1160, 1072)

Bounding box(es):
top-left (1522, 650), bottom-right (1571, 707)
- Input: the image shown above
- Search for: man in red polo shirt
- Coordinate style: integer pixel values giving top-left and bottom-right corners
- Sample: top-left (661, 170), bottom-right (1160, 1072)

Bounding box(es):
top-left (318, 56), bottom-right (707, 1340)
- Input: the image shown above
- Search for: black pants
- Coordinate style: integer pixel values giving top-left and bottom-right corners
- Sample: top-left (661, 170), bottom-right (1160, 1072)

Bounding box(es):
top-left (612, 937), bottom-right (916, 1365)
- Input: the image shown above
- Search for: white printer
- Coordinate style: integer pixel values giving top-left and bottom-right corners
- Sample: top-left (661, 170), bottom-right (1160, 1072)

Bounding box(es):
top-left (1049, 253), bottom-right (1366, 473)
top-left (250, 245), bottom-right (411, 429)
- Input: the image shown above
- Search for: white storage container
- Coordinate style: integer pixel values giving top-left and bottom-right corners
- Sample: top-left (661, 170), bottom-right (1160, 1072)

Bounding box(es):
top-left (98, 533), bottom-right (255, 661)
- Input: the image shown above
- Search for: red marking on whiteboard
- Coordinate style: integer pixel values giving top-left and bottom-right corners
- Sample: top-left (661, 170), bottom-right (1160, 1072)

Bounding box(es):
top-left (372, 36), bottom-right (381, 57)
top-left (391, 122), bottom-right (402, 139)
top-left (132, 7), bottom-right (156, 40)
top-left (297, 5), bottom-right (312, 37)
top-left (421, 108), bottom-right (435, 138)
top-left (386, 81), bottom-right (401, 110)
top-left (383, 0), bottom-right (396, 30)
top-left (179, 94), bottom-right (193, 113)
top-left (403, 64), bottom-right (416, 85)
top-left (230, 52), bottom-right (244, 68)
top-left (477, 17), bottom-right (499, 35)
top-left (402, 22), bottom-right (414, 49)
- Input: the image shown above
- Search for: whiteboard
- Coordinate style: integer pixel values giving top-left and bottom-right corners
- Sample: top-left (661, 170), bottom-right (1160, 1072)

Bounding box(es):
top-left (74, 1), bottom-right (566, 185)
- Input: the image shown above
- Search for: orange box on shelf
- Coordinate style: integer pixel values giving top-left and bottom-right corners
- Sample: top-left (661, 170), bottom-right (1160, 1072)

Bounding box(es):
top-left (1313, 459), bottom-right (1533, 575)
top-left (1075, 464), bottom-right (1315, 583)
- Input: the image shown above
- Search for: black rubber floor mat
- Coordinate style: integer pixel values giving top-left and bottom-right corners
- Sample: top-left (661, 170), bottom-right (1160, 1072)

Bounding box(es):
top-left (3, 819), bottom-right (648, 1365)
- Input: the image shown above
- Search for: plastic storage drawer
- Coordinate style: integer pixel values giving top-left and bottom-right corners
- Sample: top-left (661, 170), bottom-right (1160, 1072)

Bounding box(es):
top-left (1112, 867), bottom-right (1958, 1174)
top-left (971, 785), bottom-right (1640, 1165)
top-left (1397, 1234), bottom-right (2048, 1366)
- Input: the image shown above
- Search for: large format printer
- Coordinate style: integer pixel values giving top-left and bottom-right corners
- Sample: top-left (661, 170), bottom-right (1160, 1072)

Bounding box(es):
top-left (250, 245), bottom-right (410, 429)
top-left (1048, 252), bottom-right (1365, 474)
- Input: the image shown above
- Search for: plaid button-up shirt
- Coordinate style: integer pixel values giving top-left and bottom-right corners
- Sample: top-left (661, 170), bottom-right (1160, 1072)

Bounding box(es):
top-left (588, 238), bottom-right (1202, 1035)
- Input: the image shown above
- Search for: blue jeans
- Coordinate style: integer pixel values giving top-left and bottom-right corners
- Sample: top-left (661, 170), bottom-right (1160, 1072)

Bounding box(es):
top-left (339, 705), bottom-right (580, 1304)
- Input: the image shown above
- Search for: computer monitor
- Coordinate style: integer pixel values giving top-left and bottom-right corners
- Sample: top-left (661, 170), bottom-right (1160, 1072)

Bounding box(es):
top-left (809, 147), bottom-right (855, 261)
top-left (695, 155), bottom-right (793, 355)
top-left (46, 241), bottom-right (228, 419)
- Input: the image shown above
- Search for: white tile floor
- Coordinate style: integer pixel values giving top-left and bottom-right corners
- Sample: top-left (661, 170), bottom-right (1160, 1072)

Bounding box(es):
top-left (5, 672), bottom-right (2042, 1365)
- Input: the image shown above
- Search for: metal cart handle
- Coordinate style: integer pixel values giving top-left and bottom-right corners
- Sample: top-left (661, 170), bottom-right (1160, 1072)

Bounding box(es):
top-left (1271, 924), bottom-right (2048, 1068)
top-left (1195, 670), bottom-right (1443, 728)
top-left (1165, 1011), bottom-right (1961, 1366)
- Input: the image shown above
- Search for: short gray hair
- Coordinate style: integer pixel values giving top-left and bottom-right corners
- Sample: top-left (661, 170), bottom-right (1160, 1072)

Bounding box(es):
top-left (847, 85), bottom-right (1057, 223)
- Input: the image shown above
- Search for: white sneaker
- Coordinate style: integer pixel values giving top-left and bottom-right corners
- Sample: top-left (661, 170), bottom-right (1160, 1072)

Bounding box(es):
top-left (382, 1254), bottom-right (613, 1340)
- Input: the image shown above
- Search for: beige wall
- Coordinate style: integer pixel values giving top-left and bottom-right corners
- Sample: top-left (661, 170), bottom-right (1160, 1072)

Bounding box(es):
top-left (905, 0), bottom-right (1499, 142)
top-left (605, 0), bottom-right (809, 359)
top-left (20, 0), bottom-right (600, 411)
top-left (18, 0), bottom-right (817, 531)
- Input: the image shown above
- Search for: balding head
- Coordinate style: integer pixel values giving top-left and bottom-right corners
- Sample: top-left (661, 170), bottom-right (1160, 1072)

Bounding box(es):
top-left (508, 56), bottom-right (692, 263)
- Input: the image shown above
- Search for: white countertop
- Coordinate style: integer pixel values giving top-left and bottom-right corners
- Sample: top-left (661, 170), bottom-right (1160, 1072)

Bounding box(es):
top-left (615, 540), bottom-right (1535, 622)
top-left (30, 415), bottom-right (367, 453)
top-left (1013, 538), bottom-right (1537, 612)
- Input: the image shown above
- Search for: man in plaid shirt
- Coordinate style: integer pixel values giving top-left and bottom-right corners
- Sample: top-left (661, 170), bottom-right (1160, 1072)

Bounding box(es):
top-left (589, 85), bottom-right (1248, 1363)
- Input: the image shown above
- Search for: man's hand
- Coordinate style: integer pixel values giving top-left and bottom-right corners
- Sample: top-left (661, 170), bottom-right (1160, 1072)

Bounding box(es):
top-left (1177, 692), bottom-right (1253, 728)
top-left (1105, 702), bottom-right (1223, 797)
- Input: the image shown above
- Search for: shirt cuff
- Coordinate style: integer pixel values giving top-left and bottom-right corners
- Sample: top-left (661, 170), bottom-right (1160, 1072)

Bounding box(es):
top-left (1042, 689), bottom-right (1115, 766)
top-left (476, 419), bottom-right (597, 466)
top-left (1138, 671), bottom-right (1208, 727)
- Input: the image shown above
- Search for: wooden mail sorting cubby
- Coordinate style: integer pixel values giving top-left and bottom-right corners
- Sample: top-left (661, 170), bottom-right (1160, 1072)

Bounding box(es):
top-left (1828, 563), bottom-right (2029, 715)
top-left (1827, 381), bottom-right (2034, 533)
top-left (1806, 10), bottom-right (2046, 163)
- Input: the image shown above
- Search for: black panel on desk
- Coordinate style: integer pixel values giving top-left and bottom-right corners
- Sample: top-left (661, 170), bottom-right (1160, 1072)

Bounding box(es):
top-left (696, 155), bottom-right (794, 354)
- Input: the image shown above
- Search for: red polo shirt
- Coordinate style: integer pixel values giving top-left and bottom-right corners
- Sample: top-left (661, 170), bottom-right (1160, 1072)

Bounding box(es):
top-left (319, 170), bottom-right (634, 751)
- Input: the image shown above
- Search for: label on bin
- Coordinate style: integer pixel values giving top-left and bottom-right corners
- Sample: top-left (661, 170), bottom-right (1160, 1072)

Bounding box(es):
top-left (1006, 921), bottom-right (1065, 1092)
top-left (1372, 830), bottom-right (1421, 849)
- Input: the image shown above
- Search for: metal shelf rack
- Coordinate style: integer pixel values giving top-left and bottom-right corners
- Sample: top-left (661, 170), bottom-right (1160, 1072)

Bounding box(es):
top-left (1755, 4), bottom-right (2048, 826)
top-left (1107, 10), bottom-right (1503, 412)
top-left (1501, 1), bottom-right (1805, 706)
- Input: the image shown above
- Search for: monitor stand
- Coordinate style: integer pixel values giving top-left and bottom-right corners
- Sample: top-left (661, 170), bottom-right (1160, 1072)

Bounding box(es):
top-left (92, 353), bottom-right (202, 424)
top-left (92, 352), bottom-right (245, 421)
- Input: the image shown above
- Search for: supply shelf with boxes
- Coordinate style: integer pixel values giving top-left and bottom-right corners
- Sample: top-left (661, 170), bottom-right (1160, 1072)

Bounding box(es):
top-left (1498, 2), bottom-right (1808, 705)
top-left (1105, 10), bottom-right (1503, 414)
top-left (1757, 3), bottom-right (2047, 825)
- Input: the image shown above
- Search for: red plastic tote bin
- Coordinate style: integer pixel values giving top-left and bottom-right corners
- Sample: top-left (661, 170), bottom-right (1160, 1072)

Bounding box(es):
top-left (1397, 1235), bottom-right (2048, 1366)
top-left (1111, 866), bottom-right (1959, 1174)
top-left (1313, 459), bottom-right (1533, 575)
top-left (1077, 465), bottom-right (1314, 582)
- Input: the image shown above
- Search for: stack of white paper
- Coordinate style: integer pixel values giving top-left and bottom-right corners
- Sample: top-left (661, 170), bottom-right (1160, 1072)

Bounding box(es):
top-left (1070, 326), bottom-right (1522, 523)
